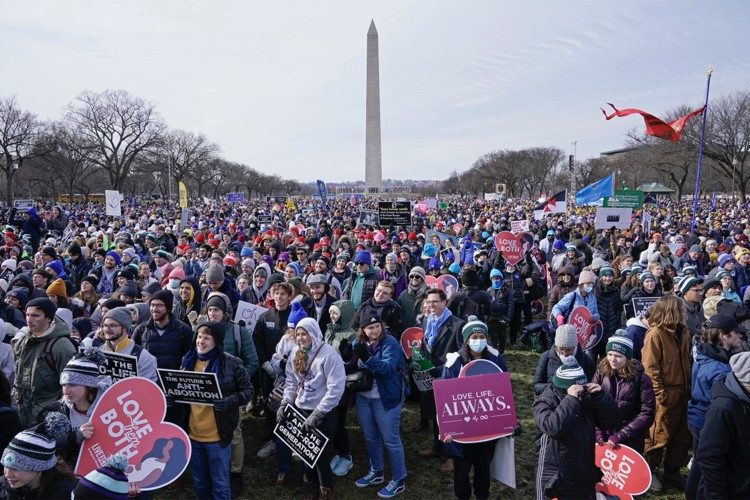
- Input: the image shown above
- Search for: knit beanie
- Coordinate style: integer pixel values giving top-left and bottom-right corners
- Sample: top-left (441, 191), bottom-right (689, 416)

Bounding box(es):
top-left (72, 317), bottom-right (94, 338)
top-left (102, 298), bottom-right (126, 310)
top-left (73, 453), bottom-right (130, 499)
top-left (106, 251), bottom-right (121, 267)
top-left (45, 260), bottom-right (63, 277)
top-left (578, 269), bottom-right (597, 285)
top-left (60, 350), bottom-right (104, 387)
top-left (27, 297), bottom-right (57, 320)
top-left (552, 239), bottom-right (566, 252)
top-left (408, 266), bottom-right (426, 280)
top-left (554, 324), bottom-right (578, 348)
top-left (81, 275), bottom-right (99, 288)
top-left (427, 258), bottom-right (441, 271)
top-left (206, 294), bottom-right (227, 313)
top-left (354, 250), bottom-right (372, 265)
top-left (1, 412), bottom-right (70, 472)
top-left (46, 278), bottom-right (67, 299)
top-left (606, 331), bottom-right (634, 359)
top-left (599, 265), bottom-right (614, 277)
top-left (198, 321), bottom-right (226, 346)
top-left (150, 289), bottom-right (174, 311)
top-left (104, 307), bottom-right (133, 331)
top-left (460, 268), bottom-right (479, 287)
top-left (287, 301), bottom-right (308, 328)
top-left (142, 281), bottom-right (162, 297)
top-left (119, 281), bottom-right (137, 298)
top-left (155, 250), bottom-right (170, 260)
top-left (205, 264), bottom-right (224, 284)
top-left (730, 351), bottom-right (750, 386)
top-left (448, 262), bottom-right (461, 274)
top-left (552, 356), bottom-right (588, 389)
top-left (490, 268), bottom-right (503, 279)
top-left (639, 272), bottom-right (655, 285)
top-left (678, 276), bottom-right (700, 296)
top-left (461, 317), bottom-right (489, 342)
top-left (7, 287), bottom-right (29, 308)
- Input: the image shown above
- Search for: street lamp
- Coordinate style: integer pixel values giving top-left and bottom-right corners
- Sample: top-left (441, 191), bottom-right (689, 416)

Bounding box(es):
top-left (732, 157), bottom-right (739, 203)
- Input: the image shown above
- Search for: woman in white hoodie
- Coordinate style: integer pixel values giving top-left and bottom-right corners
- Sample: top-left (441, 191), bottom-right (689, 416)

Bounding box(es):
top-left (278, 317), bottom-right (345, 500)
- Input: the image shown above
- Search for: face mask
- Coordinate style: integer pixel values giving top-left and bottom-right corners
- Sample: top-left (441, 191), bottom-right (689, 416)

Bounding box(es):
top-left (169, 279), bottom-right (180, 289)
top-left (582, 284), bottom-right (593, 293)
top-left (492, 280), bottom-right (504, 290)
top-left (468, 339), bottom-right (487, 352)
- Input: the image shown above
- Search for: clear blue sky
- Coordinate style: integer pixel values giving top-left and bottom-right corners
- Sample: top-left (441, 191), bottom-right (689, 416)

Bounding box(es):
top-left (3, 1), bottom-right (748, 182)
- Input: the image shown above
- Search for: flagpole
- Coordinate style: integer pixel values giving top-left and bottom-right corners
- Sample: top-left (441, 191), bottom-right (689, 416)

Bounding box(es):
top-left (690, 66), bottom-right (713, 233)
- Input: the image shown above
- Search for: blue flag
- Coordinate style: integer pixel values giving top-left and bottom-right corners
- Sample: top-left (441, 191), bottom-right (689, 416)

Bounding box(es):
top-left (316, 180), bottom-right (328, 209)
top-left (575, 174), bottom-right (614, 205)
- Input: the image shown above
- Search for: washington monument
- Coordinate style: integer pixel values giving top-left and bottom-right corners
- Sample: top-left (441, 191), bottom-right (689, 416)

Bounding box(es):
top-left (365, 20), bottom-right (382, 194)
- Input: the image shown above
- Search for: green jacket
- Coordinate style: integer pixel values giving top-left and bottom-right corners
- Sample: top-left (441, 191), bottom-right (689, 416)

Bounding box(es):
top-left (325, 300), bottom-right (357, 352)
top-left (13, 318), bottom-right (76, 427)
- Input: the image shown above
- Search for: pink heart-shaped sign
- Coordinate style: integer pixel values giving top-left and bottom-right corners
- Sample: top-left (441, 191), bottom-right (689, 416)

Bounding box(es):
top-left (436, 274), bottom-right (459, 298)
top-left (425, 275), bottom-right (441, 290)
top-left (568, 306), bottom-right (603, 350)
top-left (76, 377), bottom-right (191, 491)
top-left (494, 231), bottom-right (533, 266)
top-left (594, 443), bottom-right (652, 497)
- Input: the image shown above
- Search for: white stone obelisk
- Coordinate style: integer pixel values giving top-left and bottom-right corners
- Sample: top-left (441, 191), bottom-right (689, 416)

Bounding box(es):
top-left (365, 20), bottom-right (382, 194)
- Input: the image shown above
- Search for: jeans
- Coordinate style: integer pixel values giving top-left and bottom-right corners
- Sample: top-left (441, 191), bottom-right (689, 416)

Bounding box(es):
top-left (332, 399), bottom-right (351, 457)
top-left (189, 440), bottom-right (231, 500)
top-left (230, 420), bottom-right (243, 473)
top-left (356, 394), bottom-right (407, 481)
top-left (297, 406), bottom-right (336, 488)
top-left (275, 434), bottom-right (292, 474)
top-left (685, 424), bottom-right (702, 500)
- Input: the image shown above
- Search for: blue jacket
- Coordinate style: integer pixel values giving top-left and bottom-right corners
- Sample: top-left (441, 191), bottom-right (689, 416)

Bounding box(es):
top-left (550, 289), bottom-right (599, 322)
top-left (351, 333), bottom-right (408, 411)
top-left (687, 342), bottom-right (732, 430)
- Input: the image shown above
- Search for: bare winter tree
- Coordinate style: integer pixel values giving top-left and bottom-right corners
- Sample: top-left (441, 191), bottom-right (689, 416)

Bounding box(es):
top-left (159, 129), bottom-right (219, 187)
top-left (64, 90), bottom-right (165, 190)
top-left (0, 96), bottom-right (49, 203)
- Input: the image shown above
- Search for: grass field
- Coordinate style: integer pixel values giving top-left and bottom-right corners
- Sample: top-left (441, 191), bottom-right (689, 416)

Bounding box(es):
top-left (157, 349), bottom-right (686, 499)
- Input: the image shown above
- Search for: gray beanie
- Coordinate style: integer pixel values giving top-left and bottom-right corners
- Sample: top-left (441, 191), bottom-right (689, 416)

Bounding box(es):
top-left (119, 280), bottom-right (137, 298)
top-left (205, 264), bottom-right (224, 284)
top-left (104, 306), bottom-right (133, 331)
top-left (409, 266), bottom-right (426, 280)
top-left (2, 412), bottom-right (71, 472)
top-left (554, 324), bottom-right (578, 348)
top-left (730, 351), bottom-right (750, 386)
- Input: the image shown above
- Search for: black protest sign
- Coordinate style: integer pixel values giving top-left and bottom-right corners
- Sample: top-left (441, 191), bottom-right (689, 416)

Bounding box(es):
top-left (157, 369), bottom-right (223, 405)
top-left (358, 210), bottom-right (378, 226)
top-left (378, 201), bottom-right (411, 226)
top-left (273, 405), bottom-right (330, 469)
top-left (631, 297), bottom-right (658, 317)
top-left (79, 347), bottom-right (138, 382)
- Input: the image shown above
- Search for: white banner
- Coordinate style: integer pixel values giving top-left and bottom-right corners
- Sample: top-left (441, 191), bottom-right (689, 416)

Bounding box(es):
top-left (594, 207), bottom-right (632, 229)
top-left (105, 190), bottom-right (121, 216)
top-left (510, 220), bottom-right (529, 234)
top-left (234, 300), bottom-right (268, 332)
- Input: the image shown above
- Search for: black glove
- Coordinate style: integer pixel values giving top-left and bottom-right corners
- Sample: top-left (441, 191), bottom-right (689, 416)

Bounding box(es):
top-left (339, 341), bottom-right (353, 362)
top-left (213, 396), bottom-right (235, 412)
top-left (353, 342), bottom-right (370, 362)
top-left (279, 359), bottom-right (287, 374)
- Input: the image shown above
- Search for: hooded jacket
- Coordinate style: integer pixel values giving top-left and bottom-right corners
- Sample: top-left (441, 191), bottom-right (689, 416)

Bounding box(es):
top-left (687, 342), bottom-right (732, 430)
top-left (283, 318), bottom-right (345, 414)
top-left (173, 277), bottom-right (201, 325)
top-left (594, 278), bottom-right (624, 341)
top-left (241, 262), bottom-right (271, 305)
top-left (641, 323), bottom-right (691, 407)
top-left (695, 372), bottom-right (750, 499)
top-left (324, 299), bottom-right (356, 353)
top-left (12, 318), bottom-right (77, 427)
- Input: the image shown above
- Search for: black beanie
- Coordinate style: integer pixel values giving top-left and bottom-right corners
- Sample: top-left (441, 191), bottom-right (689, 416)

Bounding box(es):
top-left (151, 289), bottom-right (174, 311)
top-left (27, 297), bottom-right (57, 320)
top-left (460, 268), bottom-right (479, 287)
top-left (198, 321), bottom-right (226, 347)
top-left (206, 294), bottom-right (227, 313)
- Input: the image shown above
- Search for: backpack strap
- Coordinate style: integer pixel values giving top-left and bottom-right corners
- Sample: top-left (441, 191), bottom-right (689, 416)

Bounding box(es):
top-left (44, 336), bottom-right (66, 373)
top-left (233, 323), bottom-right (241, 353)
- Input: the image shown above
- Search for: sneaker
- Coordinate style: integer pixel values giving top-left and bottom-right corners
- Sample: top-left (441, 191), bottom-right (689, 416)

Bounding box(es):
top-left (355, 470), bottom-right (384, 488)
top-left (274, 472), bottom-right (287, 486)
top-left (377, 478), bottom-right (406, 498)
top-left (330, 455), bottom-right (342, 471)
top-left (649, 471), bottom-right (662, 492)
top-left (256, 440), bottom-right (276, 458)
top-left (440, 458), bottom-right (454, 473)
top-left (332, 456), bottom-right (353, 476)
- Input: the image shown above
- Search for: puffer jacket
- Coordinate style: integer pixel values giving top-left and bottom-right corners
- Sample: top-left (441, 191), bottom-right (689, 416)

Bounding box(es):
top-left (641, 324), bottom-right (691, 407)
top-left (351, 298), bottom-right (405, 338)
top-left (625, 316), bottom-right (649, 361)
top-left (533, 384), bottom-right (621, 500)
top-left (350, 332), bottom-right (408, 411)
top-left (132, 315), bottom-right (193, 369)
top-left (687, 342), bottom-right (732, 430)
top-left (532, 346), bottom-right (595, 396)
top-left (12, 319), bottom-right (77, 427)
top-left (592, 361), bottom-right (655, 451)
top-left (594, 279), bottom-right (624, 341)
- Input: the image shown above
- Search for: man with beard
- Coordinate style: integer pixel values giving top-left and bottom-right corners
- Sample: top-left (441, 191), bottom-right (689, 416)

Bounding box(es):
top-left (132, 289), bottom-right (193, 369)
top-left (99, 307), bottom-right (158, 382)
top-left (94, 251), bottom-right (120, 298)
top-left (398, 266), bottom-right (428, 328)
top-left (301, 274), bottom-right (335, 332)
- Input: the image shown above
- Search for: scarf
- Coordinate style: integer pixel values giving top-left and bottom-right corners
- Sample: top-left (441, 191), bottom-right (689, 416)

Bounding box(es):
top-left (424, 307), bottom-right (452, 347)
top-left (182, 346), bottom-right (221, 375)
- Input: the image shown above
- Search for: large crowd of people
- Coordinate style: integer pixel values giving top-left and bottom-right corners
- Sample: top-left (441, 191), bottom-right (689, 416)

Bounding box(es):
top-left (0, 192), bottom-right (748, 499)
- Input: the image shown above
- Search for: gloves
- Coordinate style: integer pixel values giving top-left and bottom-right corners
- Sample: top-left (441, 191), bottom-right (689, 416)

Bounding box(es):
top-left (276, 401), bottom-right (289, 423)
top-left (279, 359), bottom-right (287, 374)
top-left (262, 361), bottom-right (277, 379)
top-left (353, 342), bottom-right (370, 362)
top-left (213, 396), bottom-right (235, 412)
top-left (303, 409), bottom-right (326, 431)
top-left (187, 311), bottom-right (198, 327)
top-left (556, 315), bottom-right (565, 326)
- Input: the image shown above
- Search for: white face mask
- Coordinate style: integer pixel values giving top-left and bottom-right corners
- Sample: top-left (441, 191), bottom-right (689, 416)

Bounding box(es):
top-left (468, 339), bottom-right (487, 353)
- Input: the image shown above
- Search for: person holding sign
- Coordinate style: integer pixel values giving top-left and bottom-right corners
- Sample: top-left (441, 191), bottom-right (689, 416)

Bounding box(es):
top-left (441, 318), bottom-right (507, 500)
top-left (550, 269), bottom-right (599, 328)
top-left (100, 307), bottom-right (158, 382)
top-left (592, 332), bottom-right (655, 453)
top-left (278, 317), bottom-right (345, 500)
top-left (175, 322), bottom-right (253, 500)
top-left (350, 310), bottom-right (408, 498)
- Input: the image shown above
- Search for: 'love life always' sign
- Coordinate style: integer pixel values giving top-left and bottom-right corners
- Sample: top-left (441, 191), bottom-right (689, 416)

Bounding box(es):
top-left (273, 405), bottom-right (330, 469)
top-left (433, 372), bottom-right (517, 443)
top-left (76, 377), bottom-right (191, 491)
top-left (157, 369), bottom-right (223, 405)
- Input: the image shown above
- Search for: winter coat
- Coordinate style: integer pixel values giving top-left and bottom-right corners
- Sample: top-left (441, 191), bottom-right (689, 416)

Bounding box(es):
top-left (253, 306), bottom-right (292, 365)
top-left (0, 404), bottom-right (21, 473)
top-left (592, 361), bottom-right (655, 451)
top-left (550, 289), bottom-right (599, 323)
top-left (350, 333), bottom-right (408, 411)
top-left (532, 346), bottom-right (596, 396)
top-left (173, 277), bottom-right (201, 325)
top-left (641, 324), bottom-right (691, 408)
top-left (486, 285), bottom-right (514, 322)
top-left (687, 342), bottom-right (732, 430)
top-left (351, 298), bottom-right (405, 339)
top-left (683, 299), bottom-right (704, 341)
top-left (419, 312), bottom-right (466, 373)
top-left (175, 351), bottom-right (253, 446)
top-left (12, 319), bottom-right (77, 427)
top-left (100, 339), bottom-right (158, 382)
top-left (342, 267), bottom-right (380, 309)
top-left (548, 282), bottom-right (577, 311)
top-left (397, 285), bottom-right (427, 328)
top-left (594, 279), bottom-right (624, 341)
top-left (533, 384), bottom-right (621, 500)
top-left (324, 299), bottom-right (356, 355)
top-left (448, 286), bottom-right (493, 322)
top-left (132, 316), bottom-right (193, 369)
top-left (0, 471), bottom-right (73, 499)
top-left (622, 285), bottom-right (661, 319)
top-left (378, 267), bottom-right (407, 299)
top-left (300, 293), bottom-right (336, 334)
top-left (221, 322), bottom-right (259, 378)
top-left (625, 316), bottom-right (648, 361)
top-left (695, 372), bottom-right (750, 499)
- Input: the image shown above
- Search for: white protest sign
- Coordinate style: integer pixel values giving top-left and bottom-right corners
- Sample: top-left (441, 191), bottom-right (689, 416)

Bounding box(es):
top-left (594, 207), bottom-right (632, 229)
top-left (105, 190), bottom-right (121, 216)
top-left (234, 300), bottom-right (268, 332)
top-left (642, 212), bottom-right (652, 236)
top-left (510, 220), bottom-right (529, 234)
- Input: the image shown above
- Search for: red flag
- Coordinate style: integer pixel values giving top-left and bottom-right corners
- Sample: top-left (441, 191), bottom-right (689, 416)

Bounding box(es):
top-left (601, 103), bottom-right (704, 142)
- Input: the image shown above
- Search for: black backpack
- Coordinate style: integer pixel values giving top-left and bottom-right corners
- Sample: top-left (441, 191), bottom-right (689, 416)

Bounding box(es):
top-left (448, 292), bottom-right (479, 321)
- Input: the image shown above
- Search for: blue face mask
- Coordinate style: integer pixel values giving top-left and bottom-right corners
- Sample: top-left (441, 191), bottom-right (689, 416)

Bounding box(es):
top-left (491, 279), bottom-right (504, 290)
top-left (583, 284), bottom-right (593, 293)
top-left (468, 339), bottom-right (487, 352)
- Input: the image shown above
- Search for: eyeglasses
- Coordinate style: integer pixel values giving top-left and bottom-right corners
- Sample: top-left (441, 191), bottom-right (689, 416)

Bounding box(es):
top-left (101, 323), bottom-right (122, 330)
top-left (410, 276), bottom-right (423, 280)
top-left (425, 300), bottom-right (444, 305)
top-left (356, 262), bottom-right (368, 266)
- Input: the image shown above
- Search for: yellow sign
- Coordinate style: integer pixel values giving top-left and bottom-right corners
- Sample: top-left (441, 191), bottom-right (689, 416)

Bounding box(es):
top-left (178, 182), bottom-right (188, 208)
top-left (286, 198), bottom-right (296, 211)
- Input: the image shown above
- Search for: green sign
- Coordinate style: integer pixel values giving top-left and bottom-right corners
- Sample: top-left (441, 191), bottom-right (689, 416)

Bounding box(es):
top-left (604, 189), bottom-right (643, 208)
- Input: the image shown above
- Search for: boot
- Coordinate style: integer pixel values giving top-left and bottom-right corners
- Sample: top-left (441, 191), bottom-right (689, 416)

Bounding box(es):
top-left (319, 486), bottom-right (334, 500)
top-left (230, 472), bottom-right (243, 496)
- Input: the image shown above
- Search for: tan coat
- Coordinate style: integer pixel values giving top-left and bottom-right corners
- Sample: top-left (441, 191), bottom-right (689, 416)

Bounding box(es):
top-left (641, 324), bottom-right (691, 406)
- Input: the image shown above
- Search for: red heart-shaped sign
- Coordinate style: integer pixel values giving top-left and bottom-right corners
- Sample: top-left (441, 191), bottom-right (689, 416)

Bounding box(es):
top-left (76, 377), bottom-right (191, 491)
top-left (595, 443), bottom-right (652, 497)
top-left (494, 231), bottom-right (533, 266)
top-left (568, 306), bottom-right (603, 350)
top-left (436, 274), bottom-right (459, 298)
top-left (425, 275), bottom-right (441, 290)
